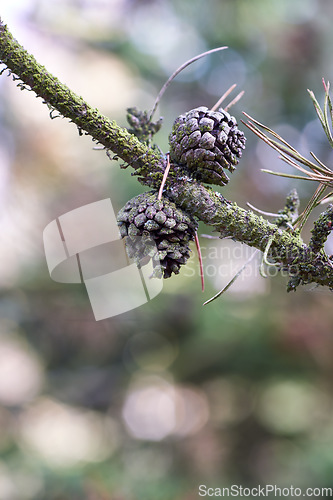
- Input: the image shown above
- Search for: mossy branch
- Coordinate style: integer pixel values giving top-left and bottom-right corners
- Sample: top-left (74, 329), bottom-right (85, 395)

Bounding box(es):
top-left (0, 18), bottom-right (164, 178)
top-left (1, 18), bottom-right (333, 291)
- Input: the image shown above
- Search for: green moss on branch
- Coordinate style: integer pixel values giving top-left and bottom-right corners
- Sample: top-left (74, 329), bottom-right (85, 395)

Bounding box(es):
top-left (1, 17), bottom-right (333, 291)
top-left (0, 18), bottom-right (163, 175)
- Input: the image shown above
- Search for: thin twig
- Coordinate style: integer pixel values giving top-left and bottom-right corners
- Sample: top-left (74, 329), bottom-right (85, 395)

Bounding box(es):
top-left (211, 83), bottom-right (237, 111)
top-left (149, 46), bottom-right (228, 121)
top-left (260, 234), bottom-right (279, 278)
top-left (158, 153), bottom-right (171, 200)
top-left (203, 250), bottom-right (259, 305)
top-left (224, 90), bottom-right (245, 111)
top-left (195, 232), bottom-right (205, 292)
top-left (246, 202), bottom-right (280, 217)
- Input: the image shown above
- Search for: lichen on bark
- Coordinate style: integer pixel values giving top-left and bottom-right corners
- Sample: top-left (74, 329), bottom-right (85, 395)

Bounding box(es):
top-left (0, 17), bottom-right (332, 291)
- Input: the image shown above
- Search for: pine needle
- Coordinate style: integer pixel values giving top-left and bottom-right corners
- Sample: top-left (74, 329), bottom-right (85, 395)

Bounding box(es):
top-left (149, 46), bottom-right (228, 121)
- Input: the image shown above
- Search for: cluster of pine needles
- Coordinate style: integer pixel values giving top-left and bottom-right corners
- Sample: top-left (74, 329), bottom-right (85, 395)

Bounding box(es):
top-left (243, 78), bottom-right (333, 232)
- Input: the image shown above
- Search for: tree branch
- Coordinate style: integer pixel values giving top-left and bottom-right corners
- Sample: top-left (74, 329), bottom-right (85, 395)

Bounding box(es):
top-left (1, 18), bottom-right (332, 291)
top-left (0, 18), bottom-right (164, 177)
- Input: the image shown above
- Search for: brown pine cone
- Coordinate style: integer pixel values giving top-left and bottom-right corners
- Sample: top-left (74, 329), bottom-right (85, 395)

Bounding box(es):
top-left (117, 191), bottom-right (198, 278)
top-left (169, 106), bottom-right (246, 186)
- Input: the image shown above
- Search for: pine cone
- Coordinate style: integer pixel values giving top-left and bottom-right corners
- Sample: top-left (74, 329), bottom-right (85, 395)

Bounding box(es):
top-left (127, 107), bottom-right (163, 144)
top-left (117, 191), bottom-right (198, 278)
top-left (169, 106), bottom-right (246, 186)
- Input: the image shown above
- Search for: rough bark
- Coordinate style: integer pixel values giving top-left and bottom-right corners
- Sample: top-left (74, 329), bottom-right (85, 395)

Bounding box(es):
top-left (1, 18), bottom-right (332, 291)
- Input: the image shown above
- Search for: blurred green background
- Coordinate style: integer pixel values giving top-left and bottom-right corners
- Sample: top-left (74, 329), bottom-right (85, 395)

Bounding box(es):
top-left (1, 0), bottom-right (333, 499)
